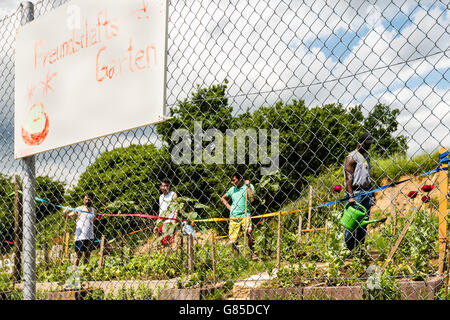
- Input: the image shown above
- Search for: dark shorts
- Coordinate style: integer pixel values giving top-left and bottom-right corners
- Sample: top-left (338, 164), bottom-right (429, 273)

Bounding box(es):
top-left (74, 239), bottom-right (93, 252)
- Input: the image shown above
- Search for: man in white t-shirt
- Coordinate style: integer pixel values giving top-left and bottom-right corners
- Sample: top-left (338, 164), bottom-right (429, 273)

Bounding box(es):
top-left (153, 178), bottom-right (178, 246)
top-left (64, 192), bottom-right (97, 267)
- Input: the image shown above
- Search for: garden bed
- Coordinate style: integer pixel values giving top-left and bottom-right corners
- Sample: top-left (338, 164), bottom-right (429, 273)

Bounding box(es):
top-left (159, 282), bottom-right (227, 300)
top-left (46, 288), bottom-right (96, 300)
top-left (247, 276), bottom-right (445, 300)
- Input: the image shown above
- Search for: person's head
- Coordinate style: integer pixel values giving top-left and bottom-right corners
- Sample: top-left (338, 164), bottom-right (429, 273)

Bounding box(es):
top-left (84, 192), bottom-right (94, 207)
top-left (160, 178), bottom-right (171, 194)
top-left (357, 132), bottom-right (373, 153)
top-left (230, 172), bottom-right (243, 187)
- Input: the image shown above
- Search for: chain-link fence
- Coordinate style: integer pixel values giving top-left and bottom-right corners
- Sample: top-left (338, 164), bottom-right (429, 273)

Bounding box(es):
top-left (0, 0), bottom-right (449, 300)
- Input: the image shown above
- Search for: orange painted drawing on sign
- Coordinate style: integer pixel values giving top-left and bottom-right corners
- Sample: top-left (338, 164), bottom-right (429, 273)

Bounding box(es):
top-left (95, 38), bottom-right (157, 82)
top-left (27, 84), bottom-right (38, 102)
top-left (33, 10), bottom-right (120, 72)
top-left (21, 103), bottom-right (50, 146)
top-left (40, 72), bottom-right (58, 96)
top-left (135, 0), bottom-right (150, 19)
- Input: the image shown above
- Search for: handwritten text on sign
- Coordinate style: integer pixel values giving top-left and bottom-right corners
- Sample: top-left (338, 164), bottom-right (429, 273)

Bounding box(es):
top-left (15, 0), bottom-right (168, 158)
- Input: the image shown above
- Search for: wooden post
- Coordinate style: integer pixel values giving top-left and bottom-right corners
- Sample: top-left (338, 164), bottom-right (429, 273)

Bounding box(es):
top-left (381, 209), bottom-right (419, 273)
top-left (438, 147), bottom-right (448, 274)
top-left (179, 233), bottom-right (184, 261)
top-left (297, 214), bottom-right (303, 243)
top-left (396, 200), bottom-right (406, 230)
top-left (98, 235), bottom-right (105, 269)
top-left (43, 240), bottom-right (49, 271)
top-left (211, 233), bottom-right (217, 284)
top-left (64, 232), bottom-right (70, 259)
top-left (60, 215), bottom-right (68, 262)
top-left (427, 173), bottom-right (439, 217)
top-left (444, 245), bottom-right (450, 298)
top-left (306, 186), bottom-right (312, 241)
top-left (187, 234), bottom-right (194, 272)
top-left (43, 213), bottom-right (49, 271)
top-left (276, 212), bottom-right (281, 269)
top-left (389, 187), bottom-right (396, 228)
top-left (244, 186), bottom-right (248, 257)
top-left (12, 175), bottom-right (23, 285)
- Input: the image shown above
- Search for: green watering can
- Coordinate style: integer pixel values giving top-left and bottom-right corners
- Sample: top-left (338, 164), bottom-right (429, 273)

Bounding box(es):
top-left (339, 202), bottom-right (387, 232)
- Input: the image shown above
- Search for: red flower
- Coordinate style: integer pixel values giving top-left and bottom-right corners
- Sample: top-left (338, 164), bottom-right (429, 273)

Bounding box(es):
top-left (333, 185), bottom-right (343, 192)
top-left (421, 185), bottom-right (435, 192)
top-left (407, 191), bottom-right (418, 199)
top-left (421, 195), bottom-right (431, 203)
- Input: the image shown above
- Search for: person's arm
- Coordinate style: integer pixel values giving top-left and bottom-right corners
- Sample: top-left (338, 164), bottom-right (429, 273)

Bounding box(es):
top-left (221, 194), bottom-right (232, 210)
top-left (172, 193), bottom-right (179, 220)
top-left (63, 207), bottom-right (79, 219)
top-left (244, 180), bottom-right (255, 233)
top-left (244, 180), bottom-right (254, 203)
top-left (93, 208), bottom-right (99, 222)
top-left (154, 195), bottom-right (164, 233)
top-left (344, 156), bottom-right (356, 203)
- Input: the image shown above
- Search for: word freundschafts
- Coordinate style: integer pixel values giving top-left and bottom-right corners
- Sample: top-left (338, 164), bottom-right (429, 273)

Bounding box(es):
top-left (33, 9), bottom-right (157, 82)
top-left (171, 121), bottom-right (279, 174)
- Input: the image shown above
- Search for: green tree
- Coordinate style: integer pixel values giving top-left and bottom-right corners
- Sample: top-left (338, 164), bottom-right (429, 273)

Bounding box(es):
top-left (363, 103), bottom-right (407, 156)
top-left (157, 80), bottom-right (235, 148)
top-left (0, 174), bottom-right (14, 251)
top-left (0, 175), bottom-right (65, 251)
top-left (36, 176), bottom-right (66, 220)
top-left (156, 80), bottom-right (238, 224)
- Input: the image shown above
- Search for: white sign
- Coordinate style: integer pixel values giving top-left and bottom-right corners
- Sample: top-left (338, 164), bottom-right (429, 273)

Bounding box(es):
top-left (14, 0), bottom-right (168, 158)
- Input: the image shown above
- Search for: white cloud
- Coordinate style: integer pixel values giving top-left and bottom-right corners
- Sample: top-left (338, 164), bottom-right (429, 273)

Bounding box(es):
top-left (0, 0), bottom-right (19, 18)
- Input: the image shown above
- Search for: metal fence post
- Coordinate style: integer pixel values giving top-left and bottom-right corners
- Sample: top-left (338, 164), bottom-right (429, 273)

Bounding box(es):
top-left (20, 1), bottom-right (36, 301)
top-left (12, 175), bottom-right (23, 285)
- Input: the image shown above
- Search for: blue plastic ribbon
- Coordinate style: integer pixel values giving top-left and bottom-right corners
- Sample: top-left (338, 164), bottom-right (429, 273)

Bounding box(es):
top-left (35, 197), bottom-right (94, 214)
top-left (439, 151), bottom-right (449, 164)
top-left (315, 165), bottom-right (448, 209)
top-left (35, 151), bottom-right (449, 222)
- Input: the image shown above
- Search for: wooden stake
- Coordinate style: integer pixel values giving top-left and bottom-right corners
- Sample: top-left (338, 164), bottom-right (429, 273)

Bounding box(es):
top-left (396, 200), bottom-right (406, 229)
top-left (98, 235), bottom-right (105, 269)
top-left (211, 232), bottom-right (217, 284)
top-left (389, 187), bottom-right (396, 227)
top-left (12, 175), bottom-right (23, 285)
top-left (276, 212), bottom-right (281, 269)
top-left (297, 214), bottom-right (303, 243)
top-left (43, 240), bottom-right (49, 271)
top-left (179, 233), bottom-right (184, 261)
top-left (444, 244), bottom-right (450, 299)
top-left (64, 232), bottom-right (70, 259)
top-left (438, 147), bottom-right (448, 274)
top-left (306, 186), bottom-right (312, 241)
top-left (61, 215), bottom-right (68, 263)
top-left (301, 227), bottom-right (326, 232)
top-left (381, 208), bottom-right (420, 273)
top-left (187, 234), bottom-right (194, 272)
top-left (427, 173), bottom-right (439, 217)
top-left (244, 185), bottom-right (248, 257)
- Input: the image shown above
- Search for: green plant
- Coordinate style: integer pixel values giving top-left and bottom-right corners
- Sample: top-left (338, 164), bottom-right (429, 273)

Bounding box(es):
top-left (276, 265), bottom-right (297, 287)
top-left (435, 286), bottom-right (450, 300)
top-left (362, 274), bottom-right (401, 300)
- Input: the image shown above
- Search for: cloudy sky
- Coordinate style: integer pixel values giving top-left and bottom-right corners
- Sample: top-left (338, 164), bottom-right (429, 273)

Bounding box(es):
top-left (0, 0), bottom-right (21, 18)
top-left (0, 0), bottom-right (449, 187)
